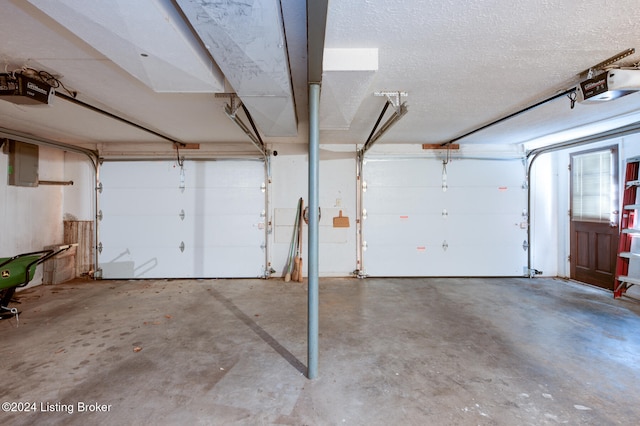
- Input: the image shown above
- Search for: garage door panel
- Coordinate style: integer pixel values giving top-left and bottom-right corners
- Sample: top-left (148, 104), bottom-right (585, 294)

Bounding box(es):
top-left (445, 160), bottom-right (525, 187)
top-left (364, 245), bottom-right (432, 276)
top-left (99, 245), bottom-right (191, 278)
top-left (363, 158), bottom-right (527, 277)
top-left (364, 214), bottom-right (447, 245)
top-left (364, 243), bottom-right (525, 277)
top-left (181, 214), bottom-right (264, 246)
top-left (192, 247), bottom-right (265, 278)
top-left (456, 190), bottom-right (524, 213)
top-left (366, 188), bottom-right (445, 214)
top-left (100, 215), bottom-right (185, 246)
top-left (365, 188), bottom-right (417, 214)
top-left (363, 246), bottom-right (504, 277)
top-left (446, 214), bottom-right (525, 242)
top-left (98, 160), bottom-right (266, 279)
top-left (191, 188), bottom-right (264, 214)
top-left (102, 162), bottom-right (182, 188)
top-left (440, 187), bottom-right (524, 214)
top-left (102, 188), bottom-right (187, 215)
top-left (364, 160), bottom-right (439, 186)
top-left (187, 160), bottom-right (264, 187)
top-left (442, 244), bottom-right (526, 276)
top-left (100, 244), bottom-right (266, 279)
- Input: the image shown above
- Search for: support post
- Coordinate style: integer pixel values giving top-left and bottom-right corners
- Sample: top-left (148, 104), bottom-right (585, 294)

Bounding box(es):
top-left (307, 83), bottom-right (320, 379)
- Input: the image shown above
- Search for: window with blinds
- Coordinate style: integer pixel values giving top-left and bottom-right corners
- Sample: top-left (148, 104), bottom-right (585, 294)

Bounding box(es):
top-left (571, 148), bottom-right (617, 222)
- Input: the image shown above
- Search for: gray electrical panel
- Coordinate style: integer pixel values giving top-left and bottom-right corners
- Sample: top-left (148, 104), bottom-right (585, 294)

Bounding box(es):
top-left (7, 140), bottom-right (39, 187)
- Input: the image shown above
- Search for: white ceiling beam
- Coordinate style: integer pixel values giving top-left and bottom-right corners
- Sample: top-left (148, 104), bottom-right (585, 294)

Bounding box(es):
top-left (175, 0), bottom-right (298, 137)
top-left (26, 0), bottom-right (225, 93)
top-left (320, 48), bottom-right (378, 130)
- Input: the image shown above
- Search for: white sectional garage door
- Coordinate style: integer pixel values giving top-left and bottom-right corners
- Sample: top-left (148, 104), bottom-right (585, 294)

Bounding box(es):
top-left (362, 158), bottom-right (528, 276)
top-left (98, 160), bottom-right (266, 279)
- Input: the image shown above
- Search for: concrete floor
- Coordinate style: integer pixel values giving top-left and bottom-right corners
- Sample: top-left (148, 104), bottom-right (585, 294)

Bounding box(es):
top-left (1, 277), bottom-right (639, 425)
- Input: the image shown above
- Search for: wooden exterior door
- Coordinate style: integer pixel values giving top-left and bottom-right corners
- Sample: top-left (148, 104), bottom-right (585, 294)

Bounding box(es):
top-left (570, 147), bottom-right (619, 289)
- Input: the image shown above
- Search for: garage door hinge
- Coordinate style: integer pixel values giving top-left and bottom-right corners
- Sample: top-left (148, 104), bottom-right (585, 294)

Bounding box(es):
top-left (96, 182), bottom-right (103, 193)
top-left (179, 241), bottom-right (185, 253)
top-left (97, 242), bottom-right (103, 254)
top-left (97, 210), bottom-right (103, 221)
top-left (522, 240), bottom-right (529, 251)
top-left (179, 209), bottom-right (185, 221)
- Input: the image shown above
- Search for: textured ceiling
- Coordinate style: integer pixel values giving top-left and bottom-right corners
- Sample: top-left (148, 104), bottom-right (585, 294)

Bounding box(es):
top-left (321, 0), bottom-right (640, 147)
top-left (1, 0), bottom-right (640, 157)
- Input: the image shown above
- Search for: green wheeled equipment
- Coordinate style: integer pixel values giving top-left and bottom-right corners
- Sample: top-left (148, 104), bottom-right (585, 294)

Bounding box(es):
top-left (0, 245), bottom-right (74, 321)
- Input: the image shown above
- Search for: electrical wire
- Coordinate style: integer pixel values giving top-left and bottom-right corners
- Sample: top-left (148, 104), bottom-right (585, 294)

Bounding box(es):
top-left (21, 67), bottom-right (77, 97)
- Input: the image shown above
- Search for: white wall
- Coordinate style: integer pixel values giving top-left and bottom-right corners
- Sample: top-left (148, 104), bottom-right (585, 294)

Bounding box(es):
top-left (529, 152), bottom-right (561, 276)
top-left (63, 151), bottom-right (95, 221)
top-left (0, 145), bottom-right (65, 285)
top-left (269, 145), bottom-right (358, 277)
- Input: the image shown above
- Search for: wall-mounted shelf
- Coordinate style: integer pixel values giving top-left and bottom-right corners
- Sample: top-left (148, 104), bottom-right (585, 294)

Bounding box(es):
top-left (614, 157), bottom-right (640, 298)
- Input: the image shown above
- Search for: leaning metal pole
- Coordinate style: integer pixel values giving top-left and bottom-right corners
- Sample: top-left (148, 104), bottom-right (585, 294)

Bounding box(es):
top-left (307, 83), bottom-right (320, 379)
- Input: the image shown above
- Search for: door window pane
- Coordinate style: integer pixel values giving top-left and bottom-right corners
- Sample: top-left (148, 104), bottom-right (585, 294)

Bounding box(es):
top-left (572, 149), bottom-right (616, 222)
